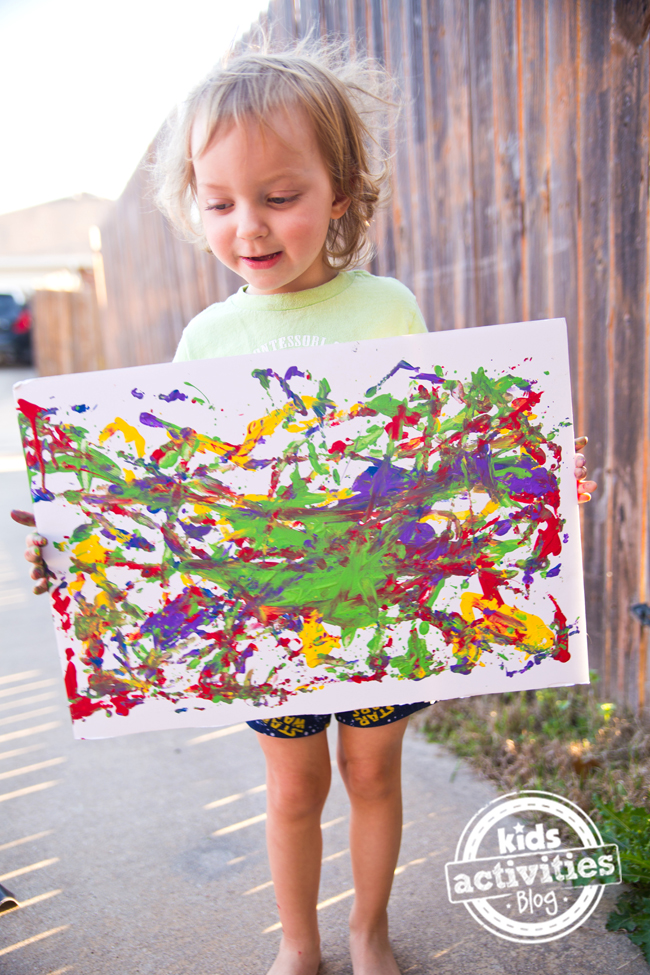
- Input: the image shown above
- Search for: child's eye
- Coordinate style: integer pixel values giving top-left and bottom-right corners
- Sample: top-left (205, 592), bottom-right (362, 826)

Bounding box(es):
top-left (205, 202), bottom-right (231, 211)
top-left (268, 195), bottom-right (297, 205)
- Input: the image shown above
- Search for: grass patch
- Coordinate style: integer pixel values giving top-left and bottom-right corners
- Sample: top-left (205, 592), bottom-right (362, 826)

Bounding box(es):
top-left (417, 677), bottom-right (649, 812)
top-left (597, 801), bottom-right (650, 963)
top-left (415, 678), bottom-right (650, 963)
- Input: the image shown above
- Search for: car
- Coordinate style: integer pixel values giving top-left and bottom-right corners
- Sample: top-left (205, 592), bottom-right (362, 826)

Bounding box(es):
top-left (0, 293), bottom-right (32, 365)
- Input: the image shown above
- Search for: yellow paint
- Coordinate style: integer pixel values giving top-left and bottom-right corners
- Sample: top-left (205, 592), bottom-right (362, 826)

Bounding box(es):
top-left (234, 494), bottom-right (268, 505)
top-left (481, 500), bottom-right (499, 516)
top-left (190, 397), bottom-right (372, 471)
top-left (73, 534), bottom-right (108, 566)
top-left (193, 503), bottom-right (212, 516)
top-left (284, 398), bottom-right (369, 434)
top-left (459, 592), bottom-right (554, 652)
top-left (123, 469), bottom-right (135, 483)
top-left (194, 403), bottom-right (301, 467)
top-left (300, 612), bottom-right (341, 668)
top-left (99, 417), bottom-right (146, 458)
top-left (401, 436), bottom-right (426, 450)
top-left (94, 591), bottom-right (112, 610)
top-left (311, 487), bottom-right (353, 507)
top-left (68, 574), bottom-right (85, 593)
top-left (419, 511), bottom-right (452, 525)
top-left (418, 497), bottom-right (499, 527)
top-left (293, 677), bottom-right (328, 692)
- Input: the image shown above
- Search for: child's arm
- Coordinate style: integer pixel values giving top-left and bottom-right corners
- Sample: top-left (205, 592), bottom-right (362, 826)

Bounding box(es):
top-left (9, 438), bottom-right (598, 595)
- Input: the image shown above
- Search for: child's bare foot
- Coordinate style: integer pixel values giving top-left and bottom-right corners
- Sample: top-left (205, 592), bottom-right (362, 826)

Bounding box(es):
top-left (266, 936), bottom-right (321, 975)
top-left (349, 928), bottom-right (401, 975)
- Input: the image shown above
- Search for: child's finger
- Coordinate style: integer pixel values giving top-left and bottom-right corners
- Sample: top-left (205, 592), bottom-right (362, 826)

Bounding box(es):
top-left (25, 546), bottom-right (45, 564)
top-left (11, 509), bottom-right (36, 527)
top-left (10, 509), bottom-right (36, 527)
top-left (25, 531), bottom-right (47, 550)
top-left (574, 436), bottom-right (588, 451)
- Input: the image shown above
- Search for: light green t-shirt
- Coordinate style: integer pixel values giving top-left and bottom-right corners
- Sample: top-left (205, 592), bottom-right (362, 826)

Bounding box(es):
top-left (173, 269), bottom-right (427, 361)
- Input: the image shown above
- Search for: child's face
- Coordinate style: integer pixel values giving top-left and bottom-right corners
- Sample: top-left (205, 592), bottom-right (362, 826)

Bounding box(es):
top-left (192, 109), bottom-right (350, 295)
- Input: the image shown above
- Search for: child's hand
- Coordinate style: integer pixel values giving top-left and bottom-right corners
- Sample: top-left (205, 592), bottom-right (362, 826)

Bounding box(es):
top-left (574, 436), bottom-right (597, 504)
top-left (10, 510), bottom-right (51, 595)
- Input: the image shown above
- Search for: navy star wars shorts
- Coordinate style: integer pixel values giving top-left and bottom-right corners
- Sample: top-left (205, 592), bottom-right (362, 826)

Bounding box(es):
top-left (247, 701), bottom-right (431, 738)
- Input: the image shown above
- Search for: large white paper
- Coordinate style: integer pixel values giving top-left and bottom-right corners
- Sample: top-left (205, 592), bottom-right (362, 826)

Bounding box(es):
top-left (14, 319), bottom-right (588, 738)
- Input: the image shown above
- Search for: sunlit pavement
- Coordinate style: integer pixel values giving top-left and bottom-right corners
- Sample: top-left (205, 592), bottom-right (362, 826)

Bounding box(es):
top-left (0, 366), bottom-right (647, 975)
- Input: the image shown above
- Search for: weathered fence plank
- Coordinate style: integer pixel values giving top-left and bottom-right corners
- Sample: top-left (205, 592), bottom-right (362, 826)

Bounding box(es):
top-left (32, 284), bottom-right (102, 377)
top-left (469, 0), bottom-right (499, 328)
top-left (579, 0), bottom-right (613, 688)
top-left (492, 0), bottom-right (522, 325)
top-left (385, 0), bottom-right (416, 292)
top-left (548, 0), bottom-right (580, 416)
top-left (518, 0), bottom-right (547, 323)
top-left (608, 22), bottom-right (649, 707)
top-left (405, 0), bottom-right (436, 328)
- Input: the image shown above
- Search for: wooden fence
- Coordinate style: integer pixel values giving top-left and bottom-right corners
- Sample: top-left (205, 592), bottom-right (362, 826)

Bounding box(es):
top-left (32, 274), bottom-right (104, 376)
top-left (94, 0), bottom-right (650, 711)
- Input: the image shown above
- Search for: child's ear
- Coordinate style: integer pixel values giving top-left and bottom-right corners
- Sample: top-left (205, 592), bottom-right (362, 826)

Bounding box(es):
top-left (331, 190), bottom-right (351, 220)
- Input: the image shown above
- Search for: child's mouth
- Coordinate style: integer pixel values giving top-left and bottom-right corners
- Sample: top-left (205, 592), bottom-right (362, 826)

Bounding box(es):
top-left (241, 252), bottom-right (282, 269)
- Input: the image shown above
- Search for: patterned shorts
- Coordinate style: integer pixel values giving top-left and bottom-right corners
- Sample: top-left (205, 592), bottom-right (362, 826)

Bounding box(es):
top-left (247, 701), bottom-right (431, 738)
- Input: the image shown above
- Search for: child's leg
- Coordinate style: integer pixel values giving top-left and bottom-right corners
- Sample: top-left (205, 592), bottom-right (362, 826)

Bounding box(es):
top-left (337, 718), bottom-right (409, 975)
top-left (256, 729), bottom-right (332, 975)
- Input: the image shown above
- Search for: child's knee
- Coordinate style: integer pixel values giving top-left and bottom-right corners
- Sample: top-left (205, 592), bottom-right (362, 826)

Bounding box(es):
top-left (267, 769), bottom-right (331, 820)
top-left (338, 757), bottom-right (399, 803)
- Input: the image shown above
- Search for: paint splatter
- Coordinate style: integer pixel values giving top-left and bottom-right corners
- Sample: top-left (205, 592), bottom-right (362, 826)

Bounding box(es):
top-left (17, 360), bottom-right (575, 723)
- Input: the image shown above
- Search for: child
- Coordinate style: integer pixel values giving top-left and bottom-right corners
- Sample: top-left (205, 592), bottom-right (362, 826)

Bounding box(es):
top-left (13, 40), bottom-right (597, 975)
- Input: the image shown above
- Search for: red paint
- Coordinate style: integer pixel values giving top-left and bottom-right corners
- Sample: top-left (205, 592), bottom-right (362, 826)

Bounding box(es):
top-left (65, 648), bottom-right (112, 720)
top-left (549, 595), bottom-right (571, 662)
top-left (113, 560), bottom-right (167, 581)
top-left (17, 398), bottom-right (46, 487)
top-left (69, 696), bottom-right (100, 720)
top-left (52, 586), bottom-right (72, 632)
top-left (384, 405), bottom-right (422, 441)
top-left (534, 512), bottom-right (563, 559)
top-left (64, 649), bottom-right (78, 698)
top-left (526, 443), bottom-right (546, 466)
top-left (479, 571), bottom-right (505, 605)
top-left (110, 692), bottom-right (143, 716)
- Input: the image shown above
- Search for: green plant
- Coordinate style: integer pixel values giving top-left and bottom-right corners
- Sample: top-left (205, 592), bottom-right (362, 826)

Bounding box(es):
top-left (596, 801), bottom-right (650, 964)
top-left (417, 686), bottom-right (650, 963)
top-left (418, 681), bottom-right (649, 812)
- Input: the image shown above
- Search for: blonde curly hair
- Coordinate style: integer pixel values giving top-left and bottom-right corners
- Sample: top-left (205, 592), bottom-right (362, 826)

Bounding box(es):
top-left (154, 39), bottom-right (396, 269)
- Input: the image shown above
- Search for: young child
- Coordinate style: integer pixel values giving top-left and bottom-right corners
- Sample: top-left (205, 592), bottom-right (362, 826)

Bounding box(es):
top-left (14, 41), bottom-right (597, 975)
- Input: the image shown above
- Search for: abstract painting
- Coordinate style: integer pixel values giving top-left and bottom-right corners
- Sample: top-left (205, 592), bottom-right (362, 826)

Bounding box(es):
top-left (15, 319), bottom-right (588, 738)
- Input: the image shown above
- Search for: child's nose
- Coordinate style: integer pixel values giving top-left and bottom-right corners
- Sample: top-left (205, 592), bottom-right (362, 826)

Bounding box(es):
top-left (236, 205), bottom-right (268, 240)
